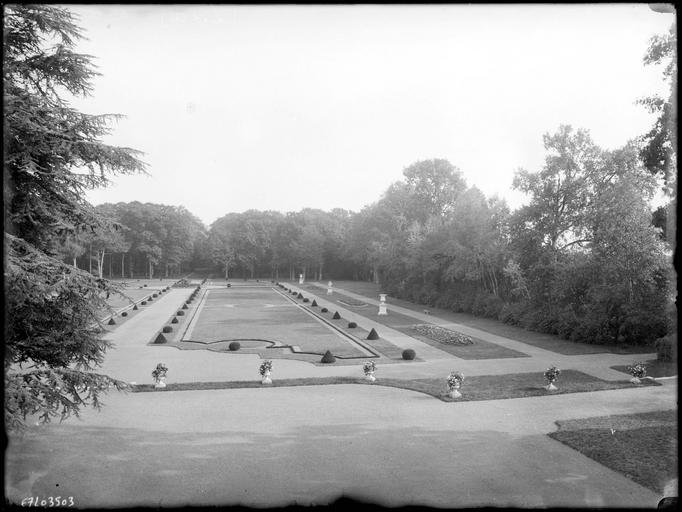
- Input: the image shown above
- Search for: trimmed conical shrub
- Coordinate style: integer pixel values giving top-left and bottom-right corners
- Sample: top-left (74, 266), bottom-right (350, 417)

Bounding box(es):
top-left (153, 333), bottom-right (167, 344)
top-left (311, 300), bottom-right (318, 307)
top-left (162, 326), bottom-right (173, 333)
top-left (332, 311), bottom-right (341, 320)
top-left (108, 318), bottom-right (116, 325)
top-left (171, 317), bottom-right (178, 324)
top-left (182, 304), bottom-right (188, 309)
top-left (320, 350), bottom-right (336, 363)
top-left (133, 305), bottom-right (138, 310)
top-left (297, 292), bottom-right (303, 299)
top-left (148, 297), bottom-right (153, 302)
top-left (367, 328), bottom-right (379, 340)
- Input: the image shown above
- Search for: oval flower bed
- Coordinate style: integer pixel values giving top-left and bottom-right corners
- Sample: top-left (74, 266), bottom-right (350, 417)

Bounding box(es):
top-left (410, 324), bottom-right (474, 345)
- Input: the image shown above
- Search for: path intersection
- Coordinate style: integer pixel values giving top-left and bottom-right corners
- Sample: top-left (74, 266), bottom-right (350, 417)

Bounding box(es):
top-left (5, 279), bottom-right (677, 508)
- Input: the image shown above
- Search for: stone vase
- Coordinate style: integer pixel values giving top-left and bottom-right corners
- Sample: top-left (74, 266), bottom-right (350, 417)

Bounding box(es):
top-left (448, 384), bottom-right (461, 399)
top-left (261, 371), bottom-right (272, 385)
top-left (154, 376), bottom-right (166, 389)
top-left (545, 381), bottom-right (557, 391)
top-left (630, 376), bottom-right (642, 385)
top-left (365, 372), bottom-right (376, 382)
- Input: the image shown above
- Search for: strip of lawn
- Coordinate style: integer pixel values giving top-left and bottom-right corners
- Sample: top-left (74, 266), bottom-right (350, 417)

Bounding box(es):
top-left (131, 369), bottom-right (659, 402)
top-left (549, 410), bottom-right (677, 494)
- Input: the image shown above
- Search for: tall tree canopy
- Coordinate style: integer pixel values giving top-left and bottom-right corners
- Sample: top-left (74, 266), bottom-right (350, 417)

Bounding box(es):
top-left (4, 5), bottom-right (146, 430)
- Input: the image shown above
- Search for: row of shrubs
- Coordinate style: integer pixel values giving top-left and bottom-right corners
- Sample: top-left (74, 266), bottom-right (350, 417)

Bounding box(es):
top-left (107, 286), bottom-right (172, 325)
top-left (153, 285), bottom-right (200, 344)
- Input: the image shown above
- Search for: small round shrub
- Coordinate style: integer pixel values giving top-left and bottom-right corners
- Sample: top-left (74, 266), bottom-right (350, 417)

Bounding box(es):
top-left (143, 284), bottom-right (147, 287)
top-left (162, 326), bottom-right (173, 333)
top-left (121, 312), bottom-right (128, 317)
top-left (177, 310), bottom-right (185, 316)
top-left (332, 311), bottom-right (341, 320)
top-left (153, 294), bottom-right (158, 298)
top-left (303, 298), bottom-right (309, 303)
top-left (321, 307), bottom-right (328, 313)
top-left (348, 322), bottom-right (357, 328)
top-left (171, 317), bottom-right (178, 324)
top-left (320, 350), bottom-right (336, 363)
top-left (229, 341), bottom-right (241, 351)
top-left (402, 349), bottom-right (416, 360)
top-left (141, 301), bottom-right (147, 305)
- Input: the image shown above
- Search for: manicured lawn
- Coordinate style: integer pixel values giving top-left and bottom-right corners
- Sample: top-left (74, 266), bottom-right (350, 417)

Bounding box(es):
top-left (132, 369), bottom-right (659, 402)
top-left (548, 410), bottom-right (678, 494)
top-left (306, 280), bottom-right (656, 357)
top-left (184, 287), bottom-right (367, 358)
top-left (611, 359), bottom-right (677, 379)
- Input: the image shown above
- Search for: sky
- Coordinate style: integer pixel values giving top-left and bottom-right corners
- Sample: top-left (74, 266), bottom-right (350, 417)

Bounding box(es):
top-left (66, 4), bottom-right (675, 227)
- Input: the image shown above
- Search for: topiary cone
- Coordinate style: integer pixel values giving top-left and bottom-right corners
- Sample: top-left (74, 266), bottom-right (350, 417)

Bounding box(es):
top-left (367, 328), bottom-right (379, 340)
top-left (133, 304), bottom-right (138, 310)
top-left (332, 311), bottom-right (341, 319)
top-left (154, 333), bottom-right (167, 344)
top-left (108, 318), bottom-right (116, 325)
top-left (182, 304), bottom-right (188, 309)
top-left (320, 350), bottom-right (336, 363)
top-left (311, 300), bottom-right (318, 307)
top-left (171, 317), bottom-right (178, 324)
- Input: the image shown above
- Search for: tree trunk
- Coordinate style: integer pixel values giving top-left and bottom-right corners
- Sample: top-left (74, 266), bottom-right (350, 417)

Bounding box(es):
top-left (73, 256), bottom-right (77, 268)
top-left (89, 243), bottom-right (92, 274)
top-left (148, 257), bottom-right (153, 279)
top-left (108, 253), bottom-right (112, 278)
top-left (129, 253), bottom-right (134, 279)
top-left (318, 262), bottom-right (323, 281)
top-left (97, 250), bottom-right (105, 279)
top-left (121, 253), bottom-right (125, 279)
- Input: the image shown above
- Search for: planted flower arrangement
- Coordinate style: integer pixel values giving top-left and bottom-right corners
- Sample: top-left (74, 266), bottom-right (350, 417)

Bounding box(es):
top-left (411, 324), bottom-right (474, 345)
top-left (152, 363), bottom-right (168, 389)
top-left (447, 371), bottom-right (464, 398)
top-left (626, 362), bottom-right (647, 384)
top-left (260, 360), bottom-right (273, 385)
top-left (544, 365), bottom-right (561, 391)
top-left (363, 360), bottom-right (377, 382)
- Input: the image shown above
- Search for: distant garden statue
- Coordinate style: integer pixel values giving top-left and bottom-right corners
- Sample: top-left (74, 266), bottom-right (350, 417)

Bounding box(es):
top-left (327, 281), bottom-right (333, 295)
top-left (447, 371), bottom-right (464, 399)
top-left (260, 360), bottom-right (273, 385)
top-left (363, 360), bottom-right (377, 382)
top-left (152, 363), bottom-right (168, 388)
top-left (627, 362), bottom-right (647, 385)
top-left (544, 366), bottom-right (561, 391)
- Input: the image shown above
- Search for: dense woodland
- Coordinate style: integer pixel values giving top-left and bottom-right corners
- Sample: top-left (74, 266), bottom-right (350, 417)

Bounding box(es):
top-left (4, 6), bottom-right (676, 430)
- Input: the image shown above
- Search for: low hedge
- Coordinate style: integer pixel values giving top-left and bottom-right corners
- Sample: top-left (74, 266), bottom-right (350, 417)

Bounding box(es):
top-left (655, 334), bottom-right (676, 362)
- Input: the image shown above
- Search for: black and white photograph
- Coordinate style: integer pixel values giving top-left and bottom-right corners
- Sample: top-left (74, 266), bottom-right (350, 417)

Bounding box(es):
top-left (4, 3), bottom-right (677, 509)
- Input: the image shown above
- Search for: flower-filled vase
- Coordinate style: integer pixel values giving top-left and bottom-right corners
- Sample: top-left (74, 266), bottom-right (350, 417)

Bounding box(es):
top-left (627, 362), bottom-right (646, 385)
top-left (446, 371), bottom-right (464, 399)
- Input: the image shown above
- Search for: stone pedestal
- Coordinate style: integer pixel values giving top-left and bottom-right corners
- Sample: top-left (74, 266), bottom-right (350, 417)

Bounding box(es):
top-left (327, 281), bottom-right (333, 295)
top-left (299, 274), bottom-right (304, 284)
top-left (378, 303), bottom-right (387, 315)
top-left (261, 371), bottom-right (272, 385)
top-left (154, 377), bottom-right (166, 389)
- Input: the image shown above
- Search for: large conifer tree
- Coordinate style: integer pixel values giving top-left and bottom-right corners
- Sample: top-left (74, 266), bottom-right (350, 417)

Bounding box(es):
top-left (4, 5), bottom-right (146, 430)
